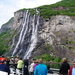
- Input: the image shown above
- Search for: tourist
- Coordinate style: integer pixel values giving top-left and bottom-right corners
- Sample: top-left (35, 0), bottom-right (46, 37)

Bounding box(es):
top-left (34, 59), bottom-right (48, 75)
top-left (0, 59), bottom-right (10, 75)
top-left (10, 56), bottom-right (15, 67)
top-left (14, 56), bottom-right (19, 70)
top-left (6, 57), bottom-right (10, 66)
top-left (23, 59), bottom-right (29, 75)
top-left (68, 61), bottom-right (75, 75)
top-left (17, 57), bottom-right (24, 71)
top-left (33, 60), bottom-right (38, 70)
top-left (59, 58), bottom-right (70, 75)
top-left (29, 59), bottom-right (35, 75)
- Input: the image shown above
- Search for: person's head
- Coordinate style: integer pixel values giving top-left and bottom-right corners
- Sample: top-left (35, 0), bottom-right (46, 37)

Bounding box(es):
top-left (34, 60), bottom-right (38, 64)
top-left (38, 59), bottom-right (43, 63)
top-left (73, 61), bottom-right (75, 68)
top-left (20, 57), bottom-right (22, 60)
top-left (62, 58), bottom-right (67, 62)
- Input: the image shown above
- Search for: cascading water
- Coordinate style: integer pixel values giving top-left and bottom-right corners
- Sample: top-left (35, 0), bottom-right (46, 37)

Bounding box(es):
top-left (23, 14), bottom-right (39, 59)
top-left (11, 9), bottom-right (39, 58)
top-left (12, 10), bottom-right (29, 55)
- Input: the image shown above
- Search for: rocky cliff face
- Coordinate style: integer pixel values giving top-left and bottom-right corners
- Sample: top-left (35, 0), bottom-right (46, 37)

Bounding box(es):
top-left (0, 17), bottom-right (14, 33)
top-left (1, 10), bottom-right (75, 62)
top-left (35, 15), bottom-right (75, 62)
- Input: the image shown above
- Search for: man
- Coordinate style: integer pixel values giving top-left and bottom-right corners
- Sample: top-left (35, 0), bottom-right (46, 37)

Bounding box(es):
top-left (68, 61), bottom-right (75, 75)
top-left (59, 58), bottom-right (70, 75)
top-left (23, 59), bottom-right (29, 75)
top-left (34, 59), bottom-right (48, 75)
top-left (0, 59), bottom-right (10, 75)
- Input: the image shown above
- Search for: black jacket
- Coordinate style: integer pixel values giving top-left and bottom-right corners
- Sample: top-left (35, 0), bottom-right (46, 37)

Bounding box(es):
top-left (59, 62), bottom-right (70, 74)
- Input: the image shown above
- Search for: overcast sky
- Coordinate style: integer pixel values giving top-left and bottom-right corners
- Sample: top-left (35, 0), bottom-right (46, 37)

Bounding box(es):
top-left (0, 0), bottom-right (61, 28)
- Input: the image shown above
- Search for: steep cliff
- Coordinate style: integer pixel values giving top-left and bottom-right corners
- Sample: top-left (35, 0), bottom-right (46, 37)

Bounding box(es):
top-left (1, 10), bottom-right (75, 62)
top-left (33, 15), bottom-right (75, 62)
top-left (0, 0), bottom-right (75, 62)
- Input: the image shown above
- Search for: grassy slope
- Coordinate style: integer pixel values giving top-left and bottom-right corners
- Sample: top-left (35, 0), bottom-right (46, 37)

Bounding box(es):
top-left (37, 0), bottom-right (75, 18)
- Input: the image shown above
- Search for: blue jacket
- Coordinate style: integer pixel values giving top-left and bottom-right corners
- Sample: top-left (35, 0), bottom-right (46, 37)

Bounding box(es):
top-left (34, 63), bottom-right (48, 75)
top-left (0, 64), bottom-right (10, 75)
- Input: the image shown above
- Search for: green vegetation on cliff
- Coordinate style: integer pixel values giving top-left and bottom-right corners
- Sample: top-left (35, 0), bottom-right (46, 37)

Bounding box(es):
top-left (15, 0), bottom-right (75, 19)
top-left (37, 0), bottom-right (75, 18)
top-left (0, 31), bottom-right (10, 55)
top-left (33, 54), bottom-right (61, 62)
top-left (0, 30), bottom-right (17, 55)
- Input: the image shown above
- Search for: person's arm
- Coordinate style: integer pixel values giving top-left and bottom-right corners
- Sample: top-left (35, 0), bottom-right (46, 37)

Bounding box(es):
top-left (59, 63), bottom-right (64, 73)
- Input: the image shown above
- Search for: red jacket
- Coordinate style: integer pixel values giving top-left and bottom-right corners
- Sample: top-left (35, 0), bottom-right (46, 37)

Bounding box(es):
top-left (68, 66), bottom-right (73, 75)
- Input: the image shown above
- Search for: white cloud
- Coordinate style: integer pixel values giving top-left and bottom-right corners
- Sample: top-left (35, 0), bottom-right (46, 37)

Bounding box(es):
top-left (16, 0), bottom-right (26, 9)
top-left (0, 0), bottom-right (61, 28)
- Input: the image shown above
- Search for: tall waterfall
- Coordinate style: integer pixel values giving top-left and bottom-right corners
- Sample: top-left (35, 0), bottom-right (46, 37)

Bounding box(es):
top-left (23, 15), bottom-right (39, 59)
top-left (12, 10), bottom-right (29, 55)
top-left (11, 10), bottom-right (39, 59)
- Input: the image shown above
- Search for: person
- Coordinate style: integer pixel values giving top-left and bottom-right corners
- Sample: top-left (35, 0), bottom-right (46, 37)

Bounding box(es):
top-left (33, 60), bottom-right (38, 70)
top-left (59, 58), bottom-right (70, 75)
top-left (29, 59), bottom-right (35, 75)
top-left (10, 56), bottom-right (15, 67)
top-left (0, 59), bottom-right (10, 75)
top-left (34, 59), bottom-right (48, 75)
top-left (23, 59), bottom-right (29, 75)
top-left (0, 55), bottom-right (6, 61)
top-left (14, 56), bottom-right (19, 70)
top-left (23, 58), bottom-right (29, 67)
top-left (17, 57), bottom-right (24, 71)
top-left (68, 61), bottom-right (75, 75)
top-left (6, 57), bottom-right (10, 66)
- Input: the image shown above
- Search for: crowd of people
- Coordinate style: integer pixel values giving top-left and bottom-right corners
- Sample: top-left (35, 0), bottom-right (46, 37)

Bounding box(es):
top-left (0, 55), bottom-right (75, 75)
top-left (0, 55), bottom-right (48, 75)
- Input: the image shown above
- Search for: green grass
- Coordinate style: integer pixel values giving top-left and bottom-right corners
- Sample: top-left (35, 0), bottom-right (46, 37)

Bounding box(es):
top-left (33, 54), bottom-right (61, 62)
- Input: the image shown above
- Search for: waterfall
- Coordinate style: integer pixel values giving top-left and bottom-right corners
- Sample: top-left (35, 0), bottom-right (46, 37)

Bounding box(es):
top-left (16, 13), bottom-right (30, 56)
top-left (12, 10), bottom-right (29, 55)
top-left (11, 9), bottom-right (39, 58)
top-left (23, 14), bottom-right (39, 59)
